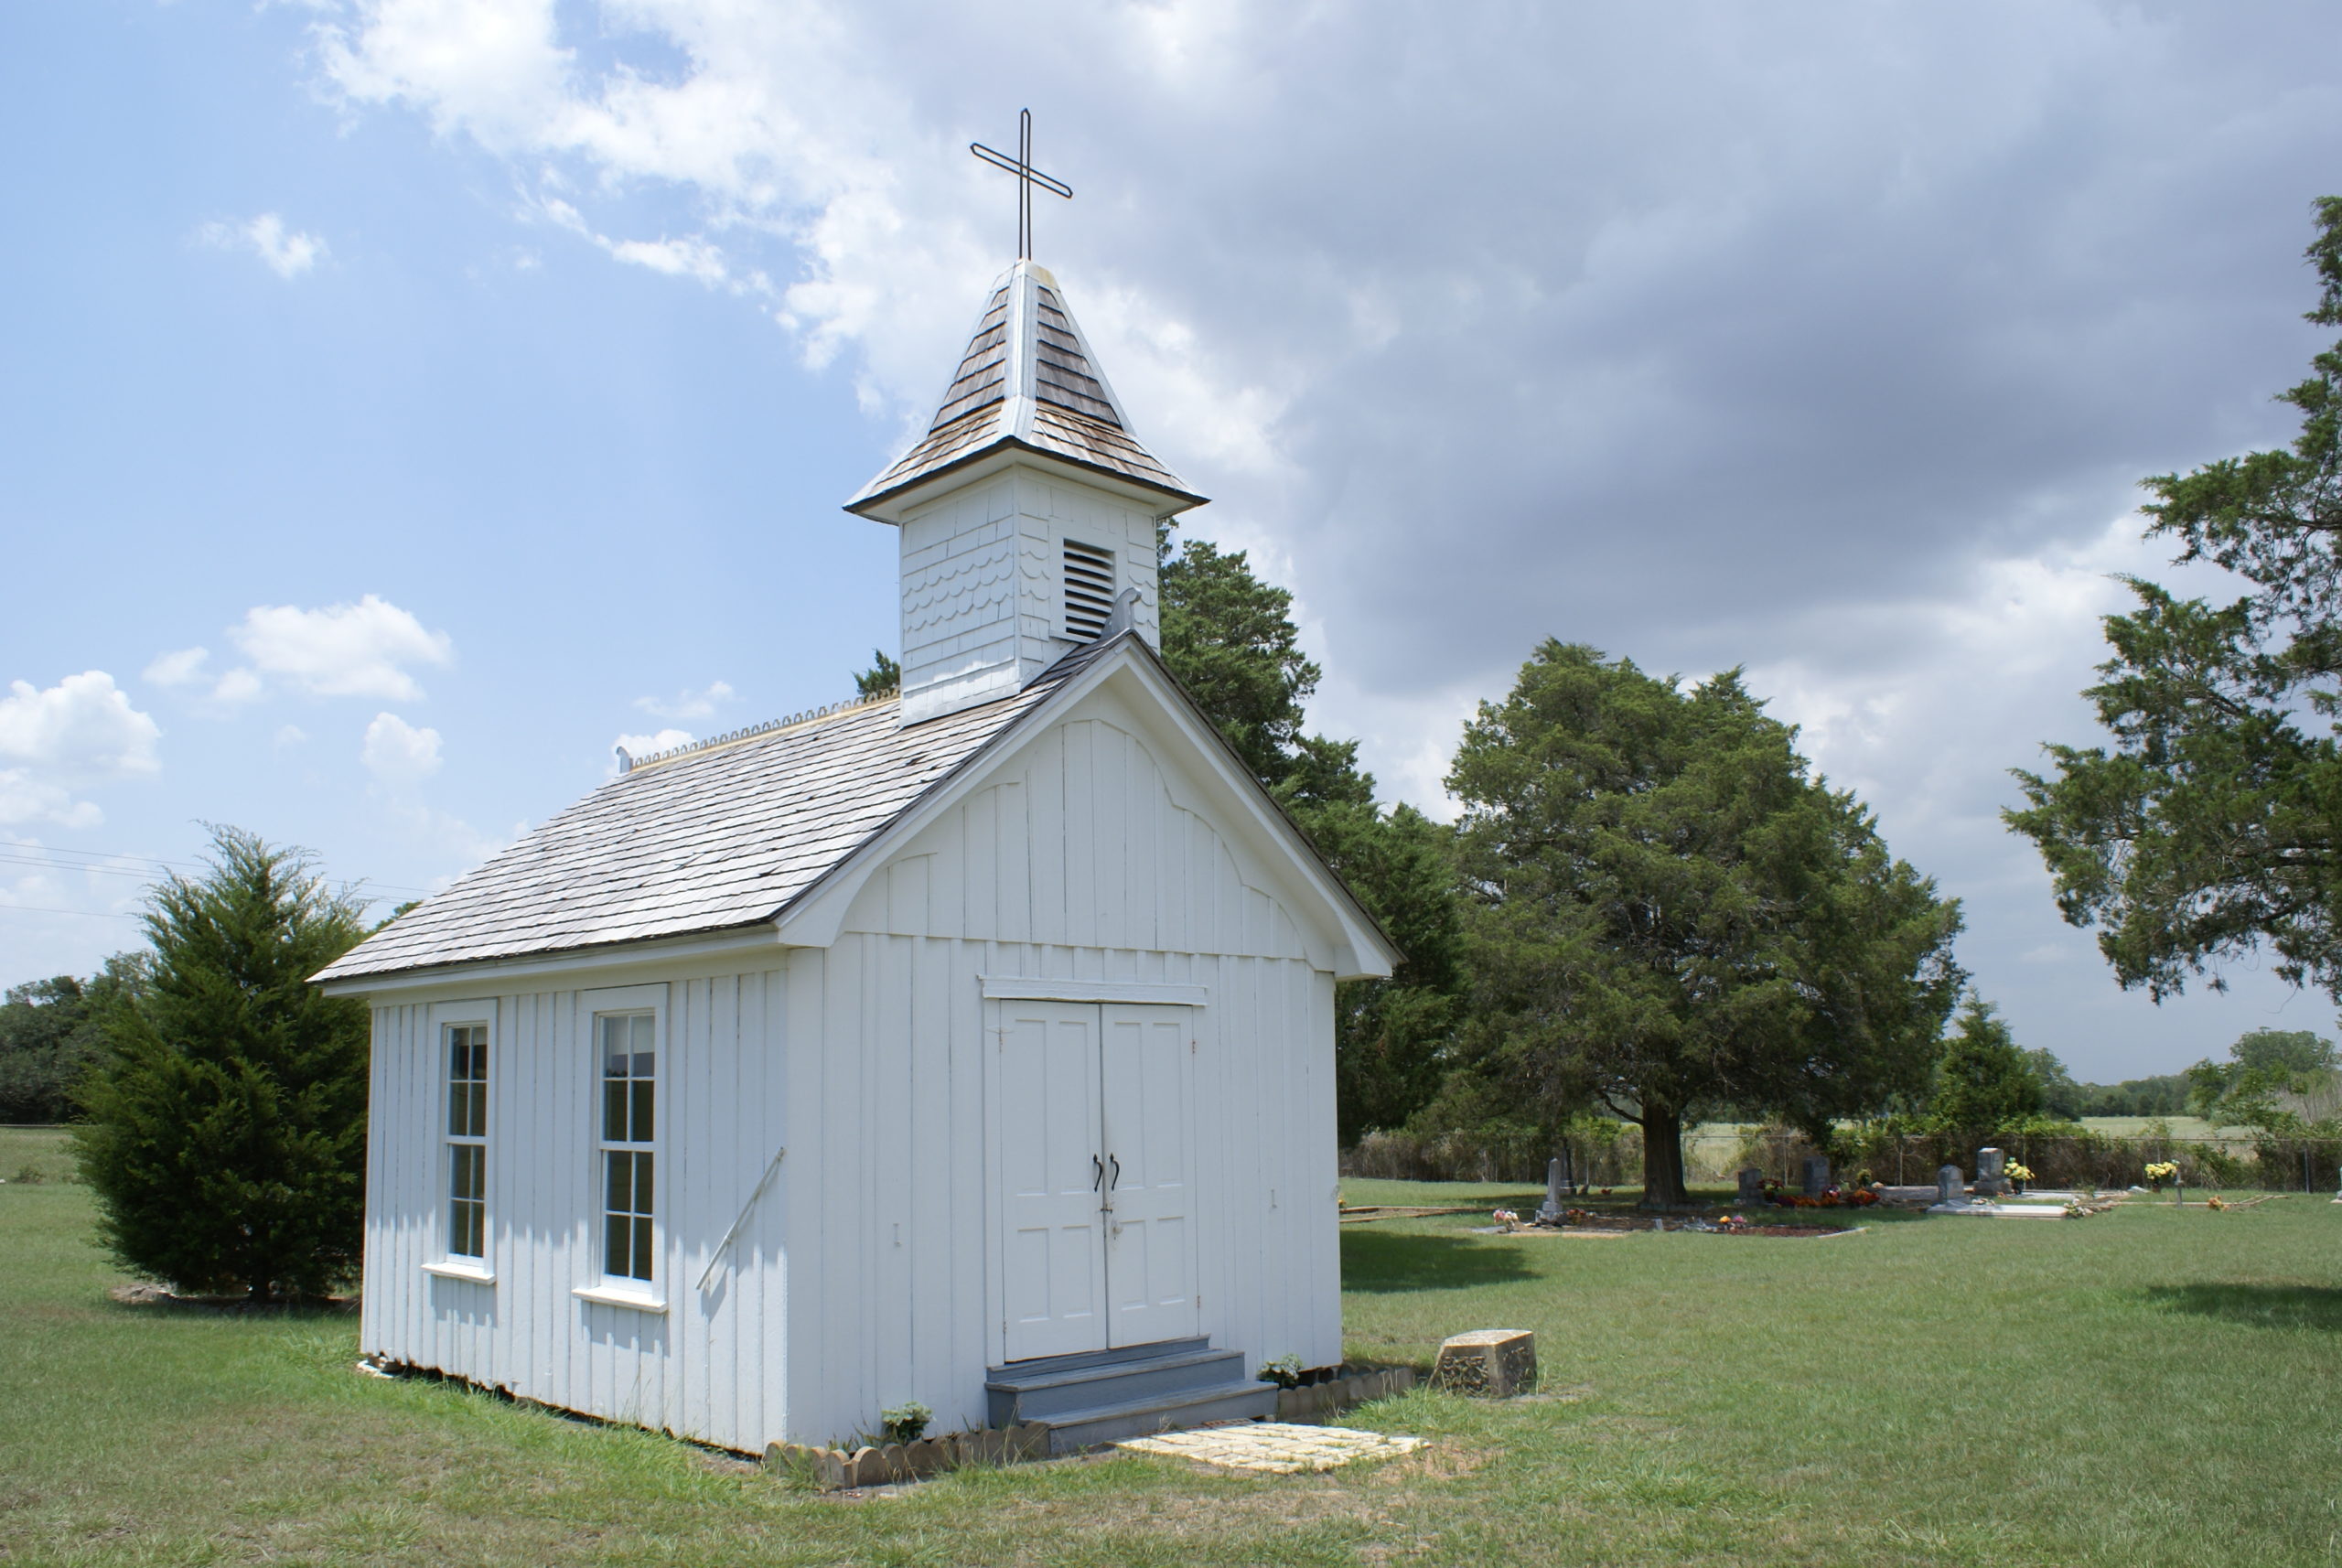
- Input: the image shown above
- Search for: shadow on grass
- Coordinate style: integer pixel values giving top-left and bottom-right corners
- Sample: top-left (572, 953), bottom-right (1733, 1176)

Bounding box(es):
top-left (2145, 1283), bottom-right (2342, 1332)
top-left (102, 1283), bottom-right (360, 1317)
top-left (1340, 1230), bottom-right (1539, 1294)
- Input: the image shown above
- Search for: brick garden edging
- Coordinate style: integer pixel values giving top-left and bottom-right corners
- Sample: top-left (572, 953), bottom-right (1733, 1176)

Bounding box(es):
top-left (767, 1423), bottom-right (1051, 1490)
top-left (1273, 1364), bottom-right (1416, 1421)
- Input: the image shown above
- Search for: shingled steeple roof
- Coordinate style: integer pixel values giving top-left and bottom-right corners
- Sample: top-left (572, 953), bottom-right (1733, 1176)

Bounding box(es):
top-left (845, 259), bottom-right (1205, 521)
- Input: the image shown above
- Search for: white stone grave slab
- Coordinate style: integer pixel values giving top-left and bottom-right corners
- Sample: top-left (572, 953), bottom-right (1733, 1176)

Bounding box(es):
top-left (1118, 1423), bottom-right (1426, 1474)
top-left (1925, 1201), bottom-right (2068, 1219)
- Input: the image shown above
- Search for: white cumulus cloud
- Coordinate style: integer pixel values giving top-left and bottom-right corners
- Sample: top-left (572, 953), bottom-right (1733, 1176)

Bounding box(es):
top-left (199, 212), bottom-right (328, 279)
top-left (0, 672), bottom-right (163, 827)
top-left (634, 681), bottom-right (734, 721)
top-left (223, 594), bottom-right (454, 703)
top-left (143, 647), bottom-right (210, 688)
top-left (361, 712), bottom-right (444, 789)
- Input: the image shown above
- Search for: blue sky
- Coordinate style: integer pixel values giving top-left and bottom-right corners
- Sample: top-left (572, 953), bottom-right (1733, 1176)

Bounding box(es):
top-left (6, 1), bottom-right (2342, 1080)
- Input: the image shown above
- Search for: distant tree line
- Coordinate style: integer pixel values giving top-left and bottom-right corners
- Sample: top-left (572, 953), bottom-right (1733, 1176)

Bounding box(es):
top-left (0, 958), bottom-right (148, 1123)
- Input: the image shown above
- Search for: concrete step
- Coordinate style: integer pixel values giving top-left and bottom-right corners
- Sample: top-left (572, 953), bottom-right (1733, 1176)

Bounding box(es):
top-left (991, 1337), bottom-right (1208, 1382)
top-left (986, 1345), bottom-right (1248, 1424)
top-left (1027, 1379), bottom-right (1279, 1455)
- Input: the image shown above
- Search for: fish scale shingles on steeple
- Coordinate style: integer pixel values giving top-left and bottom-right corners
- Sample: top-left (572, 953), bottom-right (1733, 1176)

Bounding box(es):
top-left (846, 260), bottom-right (1201, 517)
top-left (312, 639), bottom-right (1123, 983)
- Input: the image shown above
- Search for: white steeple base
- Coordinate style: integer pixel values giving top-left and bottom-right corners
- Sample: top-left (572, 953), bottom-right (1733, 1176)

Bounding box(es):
top-left (897, 467), bottom-right (1164, 725)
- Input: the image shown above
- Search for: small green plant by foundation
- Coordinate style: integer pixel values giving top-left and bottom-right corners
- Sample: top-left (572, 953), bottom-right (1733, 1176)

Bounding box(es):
top-left (1257, 1354), bottom-right (1305, 1390)
top-left (879, 1402), bottom-right (930, 1444)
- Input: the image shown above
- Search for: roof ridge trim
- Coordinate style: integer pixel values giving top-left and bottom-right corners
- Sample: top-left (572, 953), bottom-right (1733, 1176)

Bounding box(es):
top-left (628, 689), bottom-right (901, 774)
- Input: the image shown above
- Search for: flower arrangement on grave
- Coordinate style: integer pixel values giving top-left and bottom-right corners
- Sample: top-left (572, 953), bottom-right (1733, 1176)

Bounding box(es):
top-left (2004, 1160), bottom-right (2035, 1191)
top-left (2205, 1195), bottom-right (2227, 1211)
top-left (2144, 1160), bottom-right (2179, 1192)
top-left (1563, 1207), bottom-right (1595, 1224)
top-left (1492, 1208), bottom-right (1522, 1232)
top-left (1719, 1213), bottom-right (1752, 1233)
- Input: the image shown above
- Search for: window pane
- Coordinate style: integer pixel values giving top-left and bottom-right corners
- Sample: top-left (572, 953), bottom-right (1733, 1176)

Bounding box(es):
top-left (450, 1145), bottom-right (476, 1200)
top-left (603, 1015), bottom-right (627, 1076)
top-left (605, 1079), bottom-right (628, 1142)
top-left (630, 1081), bottom-right (654, 1144)
top-left (606, 1212), bottom-right (629, 1273)
top-left (607, 1150), bottom-right (631, 1212)
top-left (632, 1151), bottom-right (653, 1214)
top-left (630, 1013), bottom-right (654, 1058)
top-left (468, 1083), bottom-right (487, 1136)
top-left (631, 1211), bottom-right (653, 1281)
top-left (448, 1082), bottom-right (466, 1136)
top-left (450, 1034), bottom-right (468, 1079)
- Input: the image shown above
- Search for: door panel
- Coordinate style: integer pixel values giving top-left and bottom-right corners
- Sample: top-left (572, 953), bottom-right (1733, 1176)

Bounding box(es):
top-left (1101, 1004), bottom-right (1200, 1347)
top-left (999, 1002), bottom-right (1108, 1361)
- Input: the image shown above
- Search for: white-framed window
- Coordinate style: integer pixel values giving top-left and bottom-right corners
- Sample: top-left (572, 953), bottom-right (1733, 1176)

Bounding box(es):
top-left (445, 1021), bottom-right (489, 1259)
top-left (1062, 539), bottom-right (1115, 640)
top-left (597, 1009), bottom-right (658, 1283)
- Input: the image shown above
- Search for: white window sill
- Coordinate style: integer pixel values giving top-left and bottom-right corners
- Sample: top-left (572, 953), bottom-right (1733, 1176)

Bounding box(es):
top-left (573, 1282), bottom-right (668, 1314)
top-left (422, 1259), bottom-right (496, 1284)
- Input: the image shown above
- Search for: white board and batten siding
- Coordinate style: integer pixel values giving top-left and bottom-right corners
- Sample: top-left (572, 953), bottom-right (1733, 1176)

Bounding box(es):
top-left (361, 968), bottom-right (794, 1453)
top-left (777, 696), bottom-right (1345, 1447)
top-left (361, 691), bottom-right (1348, 1454)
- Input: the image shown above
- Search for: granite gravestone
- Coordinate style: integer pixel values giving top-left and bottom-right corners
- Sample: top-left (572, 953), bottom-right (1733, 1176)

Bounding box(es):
top-left (1737, 1166), bottom-right (1767, 1207)
top-left (1538, 1158), bottom-right (1566, 1224)
top-left (1937, 1165), bottom-right (1964, 1205)
top-left (1801, 1155), bottom-right (1832, 1197)
top-left (1974, 1147), bottom-right (2013, 1198)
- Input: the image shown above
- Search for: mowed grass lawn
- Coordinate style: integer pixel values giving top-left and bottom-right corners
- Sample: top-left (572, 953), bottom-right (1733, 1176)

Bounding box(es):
top-left (4, 1130), bottom-right (2340, 1567)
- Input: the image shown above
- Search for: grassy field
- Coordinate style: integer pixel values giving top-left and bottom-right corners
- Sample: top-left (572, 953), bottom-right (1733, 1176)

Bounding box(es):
top-left (5, 1130), bottom-right (2341, 1566)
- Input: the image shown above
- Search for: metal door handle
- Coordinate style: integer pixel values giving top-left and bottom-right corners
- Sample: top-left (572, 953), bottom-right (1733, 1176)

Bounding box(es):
top-left (1091, 1154), bottom-right (1105, 1191)
top-left (1108, 1154), bottom-right (1122, 1190)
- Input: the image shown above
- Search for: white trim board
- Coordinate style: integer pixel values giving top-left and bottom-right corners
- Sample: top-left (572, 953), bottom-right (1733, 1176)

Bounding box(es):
top-left (979, 976), bottom-right (1207, 1006)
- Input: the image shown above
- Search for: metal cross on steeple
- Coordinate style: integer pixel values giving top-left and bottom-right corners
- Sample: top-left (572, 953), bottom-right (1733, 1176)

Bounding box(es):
top-left (971, 109), bottom-right (1072, 261)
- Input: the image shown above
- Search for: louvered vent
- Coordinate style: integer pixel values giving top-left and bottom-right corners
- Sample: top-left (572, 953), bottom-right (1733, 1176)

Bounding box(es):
top-left (1062, 542), bottom-right (1115, 641)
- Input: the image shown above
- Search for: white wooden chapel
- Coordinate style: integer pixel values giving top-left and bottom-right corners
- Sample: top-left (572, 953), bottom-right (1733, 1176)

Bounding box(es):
top-left (313, 245), bottom-right (1397, 1453)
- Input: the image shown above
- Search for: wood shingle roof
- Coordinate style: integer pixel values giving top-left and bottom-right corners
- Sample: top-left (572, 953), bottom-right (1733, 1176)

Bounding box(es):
top-left (312, 643), bottom-right (1115, 983)
top-left (844, 260), bottom-right (1203, 520)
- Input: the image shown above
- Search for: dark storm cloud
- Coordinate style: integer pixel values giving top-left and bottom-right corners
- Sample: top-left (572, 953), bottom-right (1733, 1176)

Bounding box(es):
top-left (326, 0), bottom-right (2342, 1071)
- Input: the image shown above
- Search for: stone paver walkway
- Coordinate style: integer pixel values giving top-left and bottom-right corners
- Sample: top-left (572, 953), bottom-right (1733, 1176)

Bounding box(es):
top-left (1117, 1422), bottom-right (1426, 1474)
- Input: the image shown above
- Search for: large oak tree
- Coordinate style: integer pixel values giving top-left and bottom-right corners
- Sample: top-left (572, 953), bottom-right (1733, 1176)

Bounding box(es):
top-left (1448, 642), bottom-right (1964, 1205)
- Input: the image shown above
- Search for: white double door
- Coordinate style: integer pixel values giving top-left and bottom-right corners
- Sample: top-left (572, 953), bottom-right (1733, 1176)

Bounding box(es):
top-left (998, 1001), bottom-right (1200, 1362)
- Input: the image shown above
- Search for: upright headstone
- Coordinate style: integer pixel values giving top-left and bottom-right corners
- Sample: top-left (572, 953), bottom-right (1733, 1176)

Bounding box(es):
top-left (1736, 1166), bottom-right (1767, 1207)
top-left (1538, 1157), bottom-right (1566, 1223)
top-left (1801, 1155), bottom-right (1832, 1197)
top-left (1937, 1164), bottom-right (1964, 1205)
top-left (1974, 1147), bottom-right (2012, 1197)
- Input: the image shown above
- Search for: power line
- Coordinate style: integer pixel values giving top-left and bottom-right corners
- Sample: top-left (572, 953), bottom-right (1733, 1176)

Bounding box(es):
top-left (0, 843), bottom-right (435, 897)
top-left (0, 904), bottom-right (144, 920)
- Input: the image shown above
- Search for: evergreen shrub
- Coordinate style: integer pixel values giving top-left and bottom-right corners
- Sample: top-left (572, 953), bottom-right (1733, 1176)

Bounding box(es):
top-left (74, 827), bottom-right (371, 1300)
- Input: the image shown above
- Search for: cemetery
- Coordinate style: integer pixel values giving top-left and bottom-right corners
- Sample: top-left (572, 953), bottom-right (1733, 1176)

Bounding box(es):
top-left (6, 1121), bottom-right (2338, 1565)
